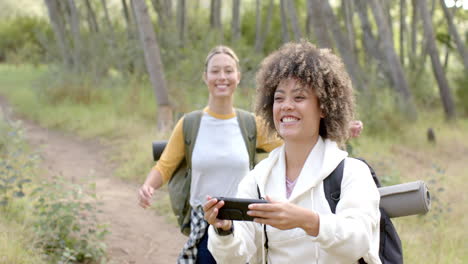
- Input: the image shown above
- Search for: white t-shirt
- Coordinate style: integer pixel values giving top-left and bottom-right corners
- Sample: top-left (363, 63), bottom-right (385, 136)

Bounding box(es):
top-left (190, 112), bottom-right (250, 206)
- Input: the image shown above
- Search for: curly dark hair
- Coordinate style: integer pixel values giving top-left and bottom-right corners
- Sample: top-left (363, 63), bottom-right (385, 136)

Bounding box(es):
top-left (255, 40), bottom-right (355, 145)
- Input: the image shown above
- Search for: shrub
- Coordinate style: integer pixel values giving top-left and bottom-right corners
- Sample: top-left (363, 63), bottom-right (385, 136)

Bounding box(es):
top-left (0, 120), bottom-right (36, 208)
top-left (0, 15), bottom-right (52, 64)
top-left (33, 179), bottom-right (109, 263)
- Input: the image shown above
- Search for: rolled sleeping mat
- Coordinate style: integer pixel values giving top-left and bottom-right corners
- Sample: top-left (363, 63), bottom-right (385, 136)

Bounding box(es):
top-left (152, 141), bottom-right (167, 161)
top-left (379, 180), bottom-right (431, 218)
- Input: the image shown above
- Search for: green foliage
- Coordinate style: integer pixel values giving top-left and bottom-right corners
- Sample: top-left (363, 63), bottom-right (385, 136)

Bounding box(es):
top-left (454, 72), bottom-right (468, 117)
top-left (355, 77), bottom-right (407, 137)
top-left (33, 179), bottom-right (109, 263)
top-left (0, 120), bottom-right (36, 208)
top-left (0, 117), bottom-right (108, 263)
top-left (0, 15), bottom-right (52, 64)
top-left (0, 217), bottom-right (47, 264)
top-left (37, 68), bottom-right (108, 106)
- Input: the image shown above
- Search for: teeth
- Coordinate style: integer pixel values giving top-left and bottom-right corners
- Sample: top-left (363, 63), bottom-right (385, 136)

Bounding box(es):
top-left (282, 117), bottom-right (298, 123)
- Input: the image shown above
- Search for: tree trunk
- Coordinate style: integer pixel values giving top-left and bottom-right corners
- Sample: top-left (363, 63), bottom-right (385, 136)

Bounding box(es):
top-left (132, 0), bottom-right (173, 131)
top-left (279, 0), bottom-right (290, 43)
top-left (418, 0), bottom-right (456, 119)
top-left (285, 0), bottom-right (302, 40)
top-left (316, 0), bottom-right (367, 92)
top-left (383, 0), bottom-right (394, 41)
top-left (254, 0), bottom-right (262, 51)
top-left (151, 0), bottom-right (173, 27)
top-left (122, 0), bottom-right (132, 28)
top-left (176, 0), bottom-right (186, 47)
top-left (355, 0), bottom-right (380, 60)
top-left (342, 0), bottom-right (356, 54)
top-left (368, 0), bottom-right (417, 118)
top-left (210, 0), bottom-right (222, 41)
top-left (400, 0), bottom-right (407, 65)
top-left (255, 0), bottom-right (274, 53)
top-left (307, 0), bottom-right (333, 49)
top-left (151, 0), bottom-right (166, 27)
top-left (84, 0), bottom-right (99, 33)
top-left (44, 0), bottom-right (72, 68)
top-left (210, 0), bottom-right (221, 29)
top-left (65, 0), bottom-right (82, 70)
top-left (410, 0), bottom-right (420, 70)
top-left (101, 0), bottom-right (115, 35)
top-left (440, 0), bottom-right (468, 72)
top-left (232, 0), bottom-right (241, 43)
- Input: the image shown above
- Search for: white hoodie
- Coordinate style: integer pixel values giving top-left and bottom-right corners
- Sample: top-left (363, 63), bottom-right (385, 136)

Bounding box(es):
top-left (208, 137), bottom-right (382, 264)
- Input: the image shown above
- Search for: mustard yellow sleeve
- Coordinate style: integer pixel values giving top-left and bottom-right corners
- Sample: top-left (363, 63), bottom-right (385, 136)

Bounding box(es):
top-left (153, 117), bottom-right (185, 184)
top-left (255, 115), bottom-right (283, 152)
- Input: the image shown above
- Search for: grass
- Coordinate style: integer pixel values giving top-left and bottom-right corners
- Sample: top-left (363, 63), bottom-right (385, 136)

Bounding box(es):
top-left (1, 64), bottom-right (467, 263)
top-left (0, 217), bottom-right (45, 264)
top-left (352, 115), bottom-right (468, 263)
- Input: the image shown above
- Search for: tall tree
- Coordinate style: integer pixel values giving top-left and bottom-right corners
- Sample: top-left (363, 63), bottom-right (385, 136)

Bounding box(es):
top-left (315, 0), bottom-right (367, 92)
top-left (232, 0), bottom-right (241, 42)
top-left (368, 0), bottom-right (417, 117)
top-left (285, 0), bottom-right (302, 40)
top-left (307, 0), bottom-right (333, 49)
top-left (210, 0), bottom-right (222, 40)
top-left (410, 0), bottom-right (420, 70)
top-left (101, 0), bottom-right (115, 36)
top-left (176, 0), bottom-right (186, 47)
top-left (210, 0), bottom-right (222, 29)
top-left (84, 0), bottom-right (99, 33)
top-left (440, 0), bottom-right (468, 72)
top-left (132, 0), bottom-right (173, 130)
top-left (122, 0), bottom-right (132, 28)
top-left (342, 0), bottom-right (356, 54)
top-left (254, 0), bottom-right (262, 50)
top-left (418, 0), bottom-right (455, 119)
top-left (255, 0), bottom-right (274, 53)
top-left (65, 0), bottom-right (82, 70)
top-left (400, 0), bottom-right (407, 65)
top-left (151, 0), bottom-right (173, 27)
top-left (279, 0), bottom-right (290, 43)
top-left (44, 0), bottom-right (72, 68)
top-left (355, 0), bottom-right (380, 61)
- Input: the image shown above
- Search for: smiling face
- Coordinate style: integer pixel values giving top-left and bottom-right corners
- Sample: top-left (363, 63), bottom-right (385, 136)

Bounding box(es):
top-left (203, 53), bottom-right (241, 99)
top-left (273, 78), bottom-right (323, 143)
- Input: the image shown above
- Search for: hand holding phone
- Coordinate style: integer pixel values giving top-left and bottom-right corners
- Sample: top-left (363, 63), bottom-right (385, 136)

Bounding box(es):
top-left (214, 197), bottom-right (268, 221)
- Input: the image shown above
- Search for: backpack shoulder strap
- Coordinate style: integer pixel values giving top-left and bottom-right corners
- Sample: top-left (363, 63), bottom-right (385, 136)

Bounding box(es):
top-left (235, 109), bottom-right (257, 169)
top-left (182, 110), bottom-right (203, 169)
top-left (323, 159), bottom-right (345, 214)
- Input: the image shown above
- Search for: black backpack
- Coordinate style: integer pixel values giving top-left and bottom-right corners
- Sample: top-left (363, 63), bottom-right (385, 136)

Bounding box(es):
top-left (168, 109), bottom-right (257, 236)
top-left (324, 158), bottom-right (403, 264)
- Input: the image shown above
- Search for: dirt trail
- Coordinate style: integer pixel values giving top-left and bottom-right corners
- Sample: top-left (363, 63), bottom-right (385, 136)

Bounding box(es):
top-left (0, 99), bottom-right (186, 264)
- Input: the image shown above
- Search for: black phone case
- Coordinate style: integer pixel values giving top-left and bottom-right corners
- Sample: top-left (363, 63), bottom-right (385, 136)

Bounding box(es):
top-left (214, 197), bottom-right (268, 221)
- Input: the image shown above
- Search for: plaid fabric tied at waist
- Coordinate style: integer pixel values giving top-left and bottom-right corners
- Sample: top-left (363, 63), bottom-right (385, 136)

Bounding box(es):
top-left (177, 206), bottom-right (208, 264)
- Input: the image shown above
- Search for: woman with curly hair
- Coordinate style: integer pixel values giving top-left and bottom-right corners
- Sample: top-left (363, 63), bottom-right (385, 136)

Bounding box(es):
top-left (203, 41), bottom-right (381, 264)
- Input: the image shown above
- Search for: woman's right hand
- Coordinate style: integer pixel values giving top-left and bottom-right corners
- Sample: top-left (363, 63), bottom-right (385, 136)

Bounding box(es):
top-left (203, 196), bottom-right (232, 230)
top-left (138, 183), bottom-right (154, 209)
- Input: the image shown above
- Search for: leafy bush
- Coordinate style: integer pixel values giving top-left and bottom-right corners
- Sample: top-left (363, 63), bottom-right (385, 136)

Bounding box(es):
top-left (0, 15), bottom-right (52, 64)
top-left (0, 117), bottom-right (108, 263)
top-left (0, 119), bottom-right (36, 208)
top-left (33, 179), bottom-right (109, 263)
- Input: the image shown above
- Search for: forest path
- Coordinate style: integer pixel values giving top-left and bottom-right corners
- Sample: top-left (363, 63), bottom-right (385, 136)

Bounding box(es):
top-left (0, 97), bottom-right (186, 264)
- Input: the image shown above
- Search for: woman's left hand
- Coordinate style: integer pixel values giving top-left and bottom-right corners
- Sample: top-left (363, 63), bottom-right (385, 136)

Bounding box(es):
top-left (248, 196), bottom-right (319, 236)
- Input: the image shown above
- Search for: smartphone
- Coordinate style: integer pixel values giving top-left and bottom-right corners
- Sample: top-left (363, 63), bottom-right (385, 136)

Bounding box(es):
top-left (214, 197), bottom-right (268, 221)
